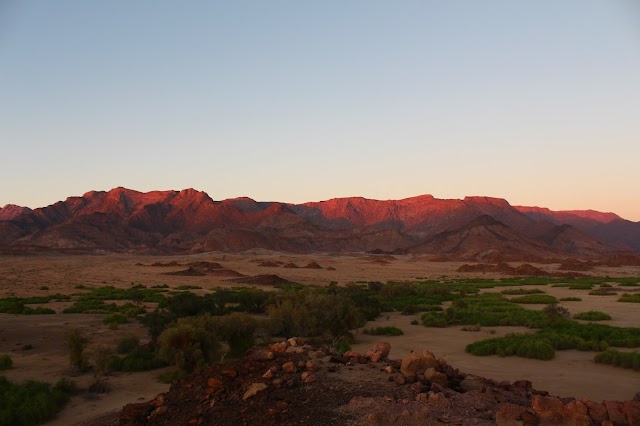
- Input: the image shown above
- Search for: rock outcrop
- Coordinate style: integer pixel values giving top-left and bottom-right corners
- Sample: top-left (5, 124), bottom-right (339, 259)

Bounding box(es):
top-left (119, 340), bottom-right (640, 425)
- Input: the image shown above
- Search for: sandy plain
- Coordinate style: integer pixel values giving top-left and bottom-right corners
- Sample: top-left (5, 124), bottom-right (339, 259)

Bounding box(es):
top-left (0, 252), bottom-right (639, 425)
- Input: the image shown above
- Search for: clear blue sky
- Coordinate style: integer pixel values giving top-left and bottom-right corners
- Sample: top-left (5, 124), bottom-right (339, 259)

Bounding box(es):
top-left (1, 1), bottom-right (639, 220)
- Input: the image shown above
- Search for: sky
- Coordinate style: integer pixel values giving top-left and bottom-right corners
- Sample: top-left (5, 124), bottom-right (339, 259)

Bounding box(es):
top-left (1, 1), bottom-right (639, 220)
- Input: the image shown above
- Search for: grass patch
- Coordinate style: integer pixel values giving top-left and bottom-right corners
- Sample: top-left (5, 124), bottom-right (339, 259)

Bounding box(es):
top-left (0, 294), bottom-right (69, 315)
top-left (363, 326), bottom-right (404, 336)
top-left (102, 313), bottom-right (129, 326)
top-left (559, 297), bottom-right (582, 301)
top-left (107, 347), bottom-right (165, 372)
top-left (594, 350), bottom-right (640, 371)
top-left (500, 289), bottom-right (545, 295)
top-left (573, 311), bottom-right (612, 321)
top-left (510, 295), bottom-right (558, 304)
top-left (0, 377), bottom-right (75, 426)
top-left (176, 285), bottom-right (202, 290)
top-left (619, 294), bottom-right (640, 303)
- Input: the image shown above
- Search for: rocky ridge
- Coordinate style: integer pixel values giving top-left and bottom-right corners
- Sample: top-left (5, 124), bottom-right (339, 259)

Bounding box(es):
top-left (119, 339), bottom-right (640, 425)
top-left (2, 188), bottom-right (640, 259)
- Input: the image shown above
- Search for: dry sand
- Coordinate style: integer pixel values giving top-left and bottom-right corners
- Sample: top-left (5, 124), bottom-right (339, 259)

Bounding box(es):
top-left (0, 252), bottom-right (639, 424)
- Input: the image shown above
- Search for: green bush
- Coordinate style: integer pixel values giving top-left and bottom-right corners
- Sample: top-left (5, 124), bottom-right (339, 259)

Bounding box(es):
top-left (588, 289), bottom-right (617, 296)
top-left (108, 347), bottom-right (165, 372)
top-left (158, 320), bottom-right (220, 372)
top-left (0, 354), bottom-right (12, 370)
top-left (103, 313), bottom-right (129, 326)
top-left (65, 329), bottom-right (89, 371)
top-left (364, 326), bottom-right (404, 336)
top-left (501, 289), bottom-right (545, 295)
top-left (559, 297), bottom-right (582, 301)
top-left (619, 294), bottom-right (640, 303)
top-left (116, 336), bottom-right (140, 354)
top-left (573, 311), bottom-right (612, 321)
top-left (594, 350), bottom-right (640, 371)
top-left (0, 377), bottom-right (75, 426)
top-left (510, 295), bottom-right (558, 304)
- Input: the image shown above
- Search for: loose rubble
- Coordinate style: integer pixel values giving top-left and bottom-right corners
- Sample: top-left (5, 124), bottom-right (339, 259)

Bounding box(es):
top-left (119, 339), bottom-right (640, 425)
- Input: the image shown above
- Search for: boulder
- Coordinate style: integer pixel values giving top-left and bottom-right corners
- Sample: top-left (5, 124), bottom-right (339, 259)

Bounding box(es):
top-left (400, 350), bottom-right (437, 377)
top-left (371, 342), bottom-right (391, 358)
top-left (425, 368), bottom-right (448, 387)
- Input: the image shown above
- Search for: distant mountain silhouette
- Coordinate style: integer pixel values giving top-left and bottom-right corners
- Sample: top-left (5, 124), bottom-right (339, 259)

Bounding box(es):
top-left (1, 188), bottom-right (638, 260)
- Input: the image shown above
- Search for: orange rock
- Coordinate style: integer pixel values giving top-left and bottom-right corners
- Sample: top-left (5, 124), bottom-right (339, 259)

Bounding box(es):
top-left (400, 350), bottom-right (437, 377)
top-left (282, 361), bottom-right (297, 374)
top-left (207, 378), bottom-right (223, 388)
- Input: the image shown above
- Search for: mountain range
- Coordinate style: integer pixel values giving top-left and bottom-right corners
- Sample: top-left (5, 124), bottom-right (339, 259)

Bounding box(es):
top-left (1, 187), bottom-right (638, 261)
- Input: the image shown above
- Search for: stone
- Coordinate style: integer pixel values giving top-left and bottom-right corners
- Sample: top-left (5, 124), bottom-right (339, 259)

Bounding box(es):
top-left (287, 337), bottom-right (298, 347)
top-left (394, 375), bottom-right (406, 385)
top-left (269, 341), bottom-right (288, 352)
top-left (532, 395), bottom-right (566, 424)
top-left (221, 369), bottom-right (237, 378)
top-left (495, 404), bottom-right (529, 426)
top-left (603, 401), bottom-right (627, 425)
top-left (620, 401), bottom-right (640, 425)
top-left (301, 372), bottom-right (316, 383)
top-left (252, 349), bottom-right (275, 360)
top-left (308, 351), bottom-right (318, 359)
top-left (460, 376), bottom-right (485, 393)
top-left (400, 350), bottom-right (437, 377)
top-left (384, 366), bottom-right (395, 374)
top-left (282, 361), bottom-right (297, 374)
top-left (306, 360), bottom-right (318, 371)
top-left (563, 400), bottom-right (590, 425)
top-left (369, 352), bottom-right (382, 363)
top-left (371, 342), bottom-right (391, 358)
top-left (582, 400), bottom-right (607, 424)
top-left (242, 383), bottom-right (268, 400)
top-left (262, 367), bottom-right (276, 379)
top-left (425, 367), bottom-right (448, 387)
top-left (207, 378), bottom-right (223, 388)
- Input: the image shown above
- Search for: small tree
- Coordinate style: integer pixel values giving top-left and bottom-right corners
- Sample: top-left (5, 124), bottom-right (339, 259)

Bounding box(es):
top-left (65, 329), bottom-right (89, 371)
top-left (89, 345), bottom-right (112, 393)
top-left (543, 303), bottom-right (570, 325)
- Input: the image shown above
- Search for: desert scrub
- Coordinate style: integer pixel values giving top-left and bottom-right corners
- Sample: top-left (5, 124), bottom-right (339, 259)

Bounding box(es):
top-left (510, 295), bottom-right (558, 304)
top-left (422, 294), bottom-right (550, 328)
top-left (573, 311), bottom-right (612, 321)
top-left (0, 354), bottom-right (12, 370)
top-left (103, 313), bottom-right (129, 326)
top-left (466, 333), bottom-right (555, 360)
top-left (0, 295), bottom-right (68, 315)
top-left (116, 336), bottom-right (140, 354)
top-left (461, 324), bottom-right (482, 332)
top-left (0, 377), bottom-right (75, 426)
top-left (466, 321), bottom-right (640, 361)
top-left (364, 326), bottom-right (404, 336)
top-left (108, 347), bottom-right (165, 372)
top-left (176, 285), bottom-right (202, 290)
top-left (559, 297), bottom-right (582, 301)
top-left (500, 289), bottom-right (545, 295)
top-left (551, 283), bottom-right (593, 290)
top-left (619, 294), bottom-right (640, 303)
top-left (594, 350), bottom-right (640, 371)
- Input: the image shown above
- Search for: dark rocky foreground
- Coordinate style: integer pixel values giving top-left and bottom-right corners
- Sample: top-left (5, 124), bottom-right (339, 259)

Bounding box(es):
top-left (119, 339), bottom-right (640, 425)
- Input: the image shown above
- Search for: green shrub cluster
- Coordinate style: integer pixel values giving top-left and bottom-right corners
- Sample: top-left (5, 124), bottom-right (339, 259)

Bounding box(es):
top-left (510, 294), bottom-right (558, 304)
top-left (594, 350), bottom-right (640, 371)
top-left (422, 294), bottom-right (550, 328)
top-left (364, 326), bottom-right (404, 336)
top-left (573, 311), bottom-right (612, 321)
top-left (559, 297), bottom-right (582, 301)
top-left (619, 294), bottom-right (640, 303)
top-left (466, 321), bottom-right (640, 361)
top-left (500, 289), bottom-right (545, 295)
top-left (0, 294), bottom-right (70, 315)
top-left (466, 333), bottom-right (555, 360)
top-left (108, 347), bottom-right (165, 372)
top-left (0, 377), bottom-right (74, 426)
top-left (102, 313), bottom-right (129, 326)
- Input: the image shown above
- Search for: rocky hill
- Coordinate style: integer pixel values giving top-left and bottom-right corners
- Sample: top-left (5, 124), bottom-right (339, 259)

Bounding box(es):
top-left (1, 188), bottom-right (639, 260)
top-left (119, 339), bottom-right (640, 425)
